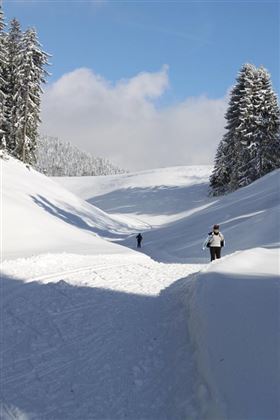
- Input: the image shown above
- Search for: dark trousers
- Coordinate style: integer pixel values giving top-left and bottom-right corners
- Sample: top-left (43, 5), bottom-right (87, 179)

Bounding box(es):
top-left (137, 241), bottom-right (142, 248)
top-left (210, 247), bottom-right (221, 261)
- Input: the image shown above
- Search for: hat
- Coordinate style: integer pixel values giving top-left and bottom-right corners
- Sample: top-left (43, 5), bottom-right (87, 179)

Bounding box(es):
top-left (213, 224), bottom-right (220, 230)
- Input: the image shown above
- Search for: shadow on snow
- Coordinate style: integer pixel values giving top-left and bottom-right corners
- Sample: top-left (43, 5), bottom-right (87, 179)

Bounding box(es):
top-left (88, 184), bottom-right (211, 216)
top-left (1, 272), bottom-right (196, 420)
top-left (31, 195), bottom-right (127, 239)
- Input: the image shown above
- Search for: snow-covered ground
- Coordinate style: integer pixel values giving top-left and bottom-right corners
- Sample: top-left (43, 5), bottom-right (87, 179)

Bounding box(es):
top-left (56, 165), bottom-right (213, 227)
top-left (59, 166), bottom-right (280, 263)
top-left (1, 157), bottom-right (279, 419)
top-left (1, 253), bottom-right (204, 420)
top-left (1, 158), bottom-right (143, 261)
top-left (187, 248), bottom-right (280, 419)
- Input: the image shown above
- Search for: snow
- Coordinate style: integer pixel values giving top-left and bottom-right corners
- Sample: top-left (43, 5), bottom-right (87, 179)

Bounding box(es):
top-left (1, 156), bottom-right (279, 419)
top-left (35, 135), bottom-right (125, 177)
top-left (59, 165), bottom-right (280, 264)
top-left (56, 165), bottom-right (213, 226)
top-left (1, 253), bottom-right (203, 419)
top-left (187, 248), bottom-right (280, 419)
top-left (1, 157), bottom-right (139, 260)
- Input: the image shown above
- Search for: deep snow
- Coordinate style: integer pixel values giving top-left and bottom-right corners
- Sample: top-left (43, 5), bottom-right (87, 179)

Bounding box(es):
top-left (56, 166), bottom-right (213, 227)
top-left (1, 158), bottom-right (142, 261)
top-left (1, 157), bottom-right (280, 420)
top-left (59, 166), bottom-right (280, 263)
top-left (57, 165), bottom-right (280, 419)
top-left (187, 248), bottom-right (280, 419)
top-left (1, 158), bottom-right (206, 419)
top-left (1, 253), bottom-right (204, 420)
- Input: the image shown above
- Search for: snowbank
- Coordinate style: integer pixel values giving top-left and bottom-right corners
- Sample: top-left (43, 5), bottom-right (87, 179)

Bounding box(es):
top-left (1, 157), bottom-right (136, 260)
top-left (188, 248), bottom-right (280, 419)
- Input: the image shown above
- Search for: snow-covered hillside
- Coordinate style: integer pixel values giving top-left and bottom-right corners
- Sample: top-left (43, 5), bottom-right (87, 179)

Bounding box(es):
top-left (138, 168), bottom-right (280, 263)
top-left (59, 166), bottom-right (280, 263)
top-left (1, 158), bottom-right (279, 420)
top-left (1, 157), bottom-right (140, 260)
top-left (56, 165), bottom-right (213, 226)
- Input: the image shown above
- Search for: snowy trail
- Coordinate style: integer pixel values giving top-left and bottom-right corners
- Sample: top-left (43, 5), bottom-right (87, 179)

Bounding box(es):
top-left (1, 254), bottom-right (204, 420)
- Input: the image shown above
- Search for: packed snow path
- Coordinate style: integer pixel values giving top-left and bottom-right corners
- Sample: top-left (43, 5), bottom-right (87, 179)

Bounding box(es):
top-left (1, 254), bottom-right (204, 420)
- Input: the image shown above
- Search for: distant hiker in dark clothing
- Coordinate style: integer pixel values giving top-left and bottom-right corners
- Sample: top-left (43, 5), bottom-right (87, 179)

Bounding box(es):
top-left (136, 233), bottom-right (143, 248)
top-left (203, 224), bottom-right (225, 261)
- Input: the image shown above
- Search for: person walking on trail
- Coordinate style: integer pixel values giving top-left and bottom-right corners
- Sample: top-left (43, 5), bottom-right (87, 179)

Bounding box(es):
top-left (203, 224), bottom-right (225, 261)
top-left (136, 233), bottom-right (143, 248)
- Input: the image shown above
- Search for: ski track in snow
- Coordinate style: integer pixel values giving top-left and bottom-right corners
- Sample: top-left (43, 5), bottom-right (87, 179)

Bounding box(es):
top-left (1, 254), bottom-right (205, 420)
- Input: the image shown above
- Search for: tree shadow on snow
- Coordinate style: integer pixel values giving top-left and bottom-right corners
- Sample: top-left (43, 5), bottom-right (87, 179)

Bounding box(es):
top-left (30, 194), bottom-right (126, 239)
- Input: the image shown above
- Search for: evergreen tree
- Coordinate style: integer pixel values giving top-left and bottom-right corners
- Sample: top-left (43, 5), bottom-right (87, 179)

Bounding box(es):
top-left (210, 64), bottom-right (257, 195)
top-left (210, 63), bottom-right (279, 195)
top-left (229, 64), bottom-right (258, 190)
top-left (5, 18), bottom-right (22, 154)
top-left (209, 133), bottom-right (231, 195)
top-left (0, 6), bottom-right (7, 151)
top-left (35, 135), bottom-right (126, 177)
top-left (248, 67), bottom-right (280, 179)
top-left (14, 28), bottom-right (49, 164)
top-left (231, 66), bottom-right (280, 189)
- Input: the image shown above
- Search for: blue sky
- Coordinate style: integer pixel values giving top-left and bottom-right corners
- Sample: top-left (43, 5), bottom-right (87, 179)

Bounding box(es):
top-left (4, 0), bottom-right (279, 100)
top-left (3, 0), bottom-right (279, 169)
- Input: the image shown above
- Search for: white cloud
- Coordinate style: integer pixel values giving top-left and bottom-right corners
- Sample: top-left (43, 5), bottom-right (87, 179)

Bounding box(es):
top-left (41, 66), bottom-right (227, 171)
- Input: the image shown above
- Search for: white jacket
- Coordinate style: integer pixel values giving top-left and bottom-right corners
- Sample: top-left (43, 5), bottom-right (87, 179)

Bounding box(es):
top-left (203, 232), bottom-right (225, 249)
top-left (208, 232), bottom-right (224, 247)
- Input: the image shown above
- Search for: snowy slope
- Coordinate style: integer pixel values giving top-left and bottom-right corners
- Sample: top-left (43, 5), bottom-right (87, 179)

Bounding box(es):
top-left (1, 158), bottom-right (279, 420)
top-left (136, 169), bottom-right (280, 263)
top-left (1, 157), bottom-right (139, 260)
top-left (58, 166), bottom-right (280, 263)
top-left (56, 165), bottom-right (213, 226)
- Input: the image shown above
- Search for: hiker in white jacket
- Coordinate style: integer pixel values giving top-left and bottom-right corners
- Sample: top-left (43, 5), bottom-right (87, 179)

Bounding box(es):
top-left (203, 224), bottom-right (225, 261)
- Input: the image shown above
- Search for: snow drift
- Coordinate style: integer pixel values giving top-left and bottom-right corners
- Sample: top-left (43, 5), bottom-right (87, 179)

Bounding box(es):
top-left (1, 157), bottom-right (136, 260)
top-left (187, 248), bottom-right (280, 419)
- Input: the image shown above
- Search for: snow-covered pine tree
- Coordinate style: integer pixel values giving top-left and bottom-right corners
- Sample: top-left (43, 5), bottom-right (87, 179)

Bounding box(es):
top-left (232, 66), bottom-right (280, 189)
top-left (35, 135), bottom-right (126, 176)
top-left (229, 64), bottom-right (259, 190)
top-left (246, 67), bottom-right (280, 179)
top-left (13, 28), bottom-right (49, 165)
top-left (5, 18), bottom-right (22, 155)
top-left (210, 63), bottom-right (279, 195)
top-left (210, 63), bottom-right (257, 195)
top-left (0, 6), bottom-right (7, 151)
top-left (209, 133), bottom-right (232, 195)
